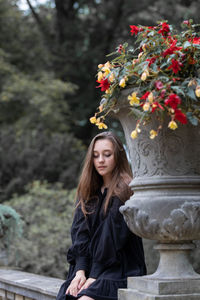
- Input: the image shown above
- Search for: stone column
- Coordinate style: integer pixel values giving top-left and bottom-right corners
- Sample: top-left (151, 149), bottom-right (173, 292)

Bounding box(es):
top-left (113, 91), bottom-right (200, 299)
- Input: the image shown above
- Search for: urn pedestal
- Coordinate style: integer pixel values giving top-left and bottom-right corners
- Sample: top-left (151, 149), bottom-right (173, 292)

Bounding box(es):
top-left (114, 92), bottom-right (200, 300)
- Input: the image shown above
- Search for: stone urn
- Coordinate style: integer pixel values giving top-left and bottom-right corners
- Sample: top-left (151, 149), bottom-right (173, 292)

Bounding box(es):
top-left (113, 89), bottom-right (200, 300)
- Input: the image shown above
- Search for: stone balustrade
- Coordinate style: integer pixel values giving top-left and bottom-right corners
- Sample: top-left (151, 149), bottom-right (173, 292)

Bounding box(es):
top-left (0, 269), bottom-right (64, 300)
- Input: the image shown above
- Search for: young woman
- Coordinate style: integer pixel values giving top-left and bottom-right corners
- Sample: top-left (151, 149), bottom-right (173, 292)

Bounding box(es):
top-left (56, 131), bottom-right (146, 300)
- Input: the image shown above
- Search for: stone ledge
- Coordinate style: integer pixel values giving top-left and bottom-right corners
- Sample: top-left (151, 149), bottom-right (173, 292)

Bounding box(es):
top-left (0, 269), bottom-right (64, 300)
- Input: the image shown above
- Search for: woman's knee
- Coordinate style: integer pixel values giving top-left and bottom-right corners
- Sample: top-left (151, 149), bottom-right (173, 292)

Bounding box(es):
top-left (78, 296), bottom-right (94, 300)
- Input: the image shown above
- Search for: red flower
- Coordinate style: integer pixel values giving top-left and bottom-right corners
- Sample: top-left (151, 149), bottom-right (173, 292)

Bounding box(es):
top-left (141, 91), bottom-right (150, 100)
top-left (188, 37), bottom-right (200, 45)
top-left (162, 40), bottom-right (182, 57)
top-left (174, 109), bottom-right (188, 124)
top-left (155, 81), bottom-right (164, 90)
top-left (117, 44), bottom-right (123, 53)
top-left (183, 20), bottom-right (190, 25)
top-left (96, 78), bottom-right (110, 91)
top-left (158, 22), bottom-right (170, 36)
top-left (130, 25), bottom-right (139, 36)
top-left (151, 102), bottom-right (164, 113)
top-left (162, 46), bottom-right (182, 57)
top-left (168, 59), bottom-right (183, 74)
top-left (146, 56), bottom-right (157, 67)
top-left (160, 90), bottom-right (166, 98)
top-left (192, 37), bottom-right (200, 44)
top-left (164, 94), bottom-right (181, 109)
top-left (172, 77), bottom-right (180, 82)
top-left (167, 36), bottom-right (177, 44)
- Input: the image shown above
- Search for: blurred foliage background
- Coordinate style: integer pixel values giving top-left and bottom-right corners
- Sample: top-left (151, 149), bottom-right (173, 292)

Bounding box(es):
top-left (0, 0), bottom-right (200, 279)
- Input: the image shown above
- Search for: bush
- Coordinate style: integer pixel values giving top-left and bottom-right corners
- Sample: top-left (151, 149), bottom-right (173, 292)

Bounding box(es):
top-left (4, 181), bottom-right (75, 279)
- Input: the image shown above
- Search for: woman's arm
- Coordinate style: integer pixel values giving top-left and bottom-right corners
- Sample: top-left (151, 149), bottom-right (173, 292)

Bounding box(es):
top-left (67, 205), bottom-right (91, 273)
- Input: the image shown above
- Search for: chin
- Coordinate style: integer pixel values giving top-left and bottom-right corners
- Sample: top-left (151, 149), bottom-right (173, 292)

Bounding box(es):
top-left (98, 170), bottom-right (107, 176)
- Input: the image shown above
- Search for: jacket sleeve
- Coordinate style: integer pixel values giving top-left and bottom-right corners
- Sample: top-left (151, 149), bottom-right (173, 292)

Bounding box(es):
top-left (67, 205), bottom-right (91, 273)
top-left (89, 197), bottom-right (131, 278)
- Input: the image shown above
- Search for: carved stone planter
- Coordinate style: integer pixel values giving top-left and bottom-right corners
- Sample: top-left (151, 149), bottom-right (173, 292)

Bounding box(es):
top-left (113, 90), bottom-right (200, 299)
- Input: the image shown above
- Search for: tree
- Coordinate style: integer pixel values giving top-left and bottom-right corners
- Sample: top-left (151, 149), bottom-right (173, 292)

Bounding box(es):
top-left (24, 0), bottom-right (200, 141)
top-left (0, 0), bottom-right (85, 199)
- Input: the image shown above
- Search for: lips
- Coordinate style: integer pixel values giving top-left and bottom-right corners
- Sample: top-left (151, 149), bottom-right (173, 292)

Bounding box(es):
top-left (98, 166), bottom-right (106, 170)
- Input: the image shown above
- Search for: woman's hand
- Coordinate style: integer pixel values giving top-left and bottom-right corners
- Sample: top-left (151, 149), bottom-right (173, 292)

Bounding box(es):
top-left (66, 270), bottom-right (86, 297)
top-left (79, 277), bottom-right (96, 293)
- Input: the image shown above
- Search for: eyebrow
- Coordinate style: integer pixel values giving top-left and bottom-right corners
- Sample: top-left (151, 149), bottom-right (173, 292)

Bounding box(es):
top-left (93, 149), bottom-right (112, 152)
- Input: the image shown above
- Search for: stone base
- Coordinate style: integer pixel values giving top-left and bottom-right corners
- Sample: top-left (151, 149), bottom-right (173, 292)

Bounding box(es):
top-left (118, 276), bottom-right (200, 300)
top-left (119, 289), bottom-right (200, 300)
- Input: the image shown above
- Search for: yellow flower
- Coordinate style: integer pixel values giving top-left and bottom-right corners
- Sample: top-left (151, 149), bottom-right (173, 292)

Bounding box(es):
top-left (90, 116), bottom-right (97, 124)
top-left (148, 92), bottom-right (154, 103)
top-left (102, 61), bottom-right (111, 75)
top-left (195, 86), bottom-right (200, 97)
top-left (98, 122), bottom-right (108, 129)
top-left (141, 68), bottom-right (150, 81)
top-left (131, 129), bottom-right (138, 139)
top-left (98, 64), bottom-right (104, 69)
top-left (97, 71), bottom-right (104, 82)
top-left (105, 88), bottom-right (112, 94)
top-left (149, 130), bottom-right (158, 139)
top-left (128, 92), bottom-right (140, 105)
top-left (109, 72), bottom-right (115, 83)
top-left (138, 52), bottom-right (143, 59)
top-left (141, 71), bottom-right (147, 81)
top-left (143, 102), bottom-right (150, 111)
top-left (103, 68), bottom-right (110, 76)
top-left (104, 61), bottom-right (111, 69)
top-left (119, 77), bottom-right (126, 88)
top-left (168, 120), bottom-right (178, 130)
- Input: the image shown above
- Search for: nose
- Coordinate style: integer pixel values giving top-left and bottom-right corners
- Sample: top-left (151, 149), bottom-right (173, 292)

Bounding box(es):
top-left (98, 154), bottom-right (105, 163)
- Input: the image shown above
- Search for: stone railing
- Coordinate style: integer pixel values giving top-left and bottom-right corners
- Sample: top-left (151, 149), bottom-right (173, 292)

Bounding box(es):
top-left (0, 269), bottom-right (64, 300)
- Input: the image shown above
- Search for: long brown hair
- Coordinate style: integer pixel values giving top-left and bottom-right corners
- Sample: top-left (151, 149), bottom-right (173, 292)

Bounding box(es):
top-left (76, 131), bottom-right (133, 215)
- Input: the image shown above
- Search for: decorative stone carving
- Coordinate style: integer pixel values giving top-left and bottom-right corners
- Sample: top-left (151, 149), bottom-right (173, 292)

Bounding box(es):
top-left (121, 201), bottom-right (200, 241)
top-left (115, 93), bottom-right (200, 178)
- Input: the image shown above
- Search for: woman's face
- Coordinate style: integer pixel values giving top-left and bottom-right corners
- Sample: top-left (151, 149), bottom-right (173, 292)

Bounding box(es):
top-left (93, 138), bottom-right (116, 181)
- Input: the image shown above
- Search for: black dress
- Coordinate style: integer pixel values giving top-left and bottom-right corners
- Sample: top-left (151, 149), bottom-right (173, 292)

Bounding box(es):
top-left (56, 189), bottom-right (146, 300)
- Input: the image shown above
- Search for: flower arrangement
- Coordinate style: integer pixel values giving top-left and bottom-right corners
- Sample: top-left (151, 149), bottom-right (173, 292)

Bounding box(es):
top-left (90, 20), bottom-right (200, 139)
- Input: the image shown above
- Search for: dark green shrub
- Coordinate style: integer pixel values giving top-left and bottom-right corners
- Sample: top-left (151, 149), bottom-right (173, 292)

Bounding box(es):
top-left (4, 181), bottom-right (75, 279)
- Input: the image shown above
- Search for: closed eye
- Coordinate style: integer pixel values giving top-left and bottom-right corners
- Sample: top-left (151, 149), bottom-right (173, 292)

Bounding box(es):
top-left (105, 153), bottom-right (111, 157)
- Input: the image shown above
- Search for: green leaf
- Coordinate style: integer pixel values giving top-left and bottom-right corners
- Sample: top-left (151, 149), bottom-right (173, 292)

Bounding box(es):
top-left (171, 86), bottom-right (185, 96)
top-left (160, 62), bottom-right (168, 69)
top-left (151, 63), bottom-right (158, 72)
top-left (186, 112), bottom-right (199, 126)
top-left (106, 51), bottom-right (118, 57)
top-left (186, 88), bottom-right (198, 101)
top-left (157, 76), bottom-right (170, 83)
top-left (134, 61), bottom-right (149, 75)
